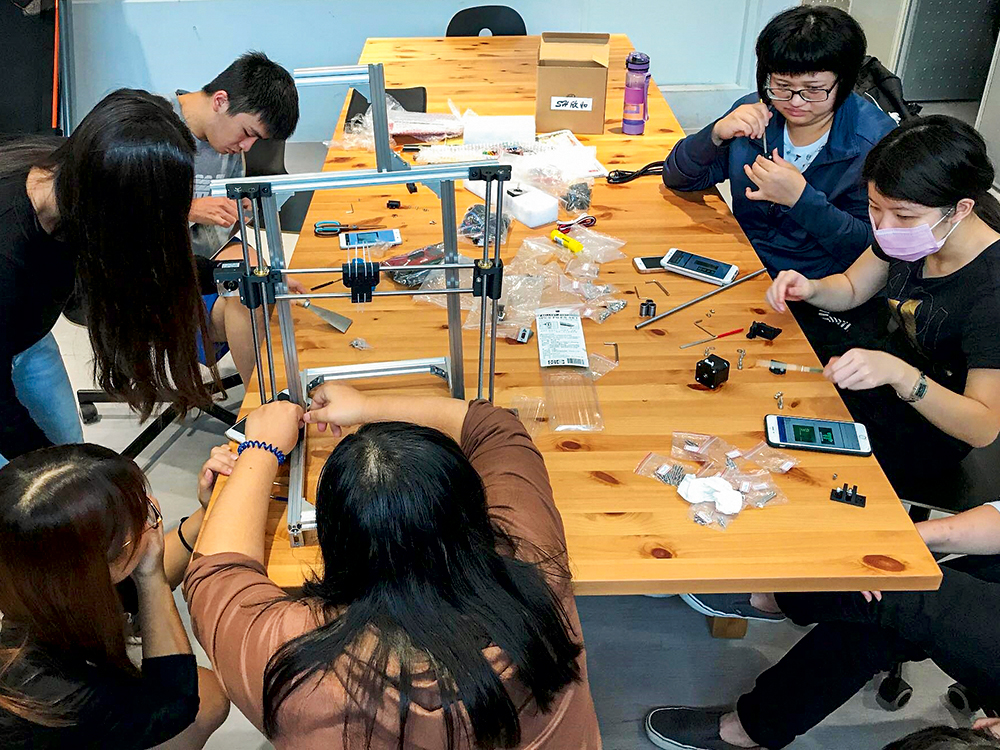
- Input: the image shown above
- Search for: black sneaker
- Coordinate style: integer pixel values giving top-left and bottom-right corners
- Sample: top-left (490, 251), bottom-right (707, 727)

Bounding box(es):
top-left (680, 593), bottom-right (785, 622)
top-left (645, 706), bottom-right (747, 749)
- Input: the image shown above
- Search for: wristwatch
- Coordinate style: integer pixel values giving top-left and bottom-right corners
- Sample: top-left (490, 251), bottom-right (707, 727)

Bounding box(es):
top-left (900, 371), bottom-right (928, 403)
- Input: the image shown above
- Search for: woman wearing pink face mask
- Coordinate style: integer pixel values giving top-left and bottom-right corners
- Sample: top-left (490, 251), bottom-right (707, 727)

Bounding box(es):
top-left (765, 115), bottom-right (1000, 503)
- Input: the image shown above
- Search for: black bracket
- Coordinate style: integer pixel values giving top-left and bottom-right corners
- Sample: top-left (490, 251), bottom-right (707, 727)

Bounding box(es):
top-left (473, 259), bottom-right (504, 300)
top-left (341, 260), bottom-right (380, 303)
top-left (213, 261), bottom-right (281, 309)
top-left (830, 483), bottom-right (866, 508)
top-left (225, 182), bottom-right (273, 200)
top-left (467, 164), bottom-right (513, 182)
top-left (747, 321), bottom-right (783, 341)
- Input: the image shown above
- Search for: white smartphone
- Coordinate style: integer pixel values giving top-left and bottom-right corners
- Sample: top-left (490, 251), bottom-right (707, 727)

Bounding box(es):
top-left (765, 414), bottom-right (872, 457)
top-left (632, 254), bottom-right (669, 274)
top-left (339, 228), bottom-right (402, 250)
top-left (225, 389), bottom-right (292, 442)
top-left (661, 248), bottom-right (739, 286)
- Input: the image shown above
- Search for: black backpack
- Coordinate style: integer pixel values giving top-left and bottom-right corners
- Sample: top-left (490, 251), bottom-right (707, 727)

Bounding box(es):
top-left (854, 55), bottom-right (922, 123)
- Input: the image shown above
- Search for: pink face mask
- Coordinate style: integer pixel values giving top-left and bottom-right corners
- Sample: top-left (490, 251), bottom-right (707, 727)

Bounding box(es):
top-left (871, 207), bottom-right (959, 262)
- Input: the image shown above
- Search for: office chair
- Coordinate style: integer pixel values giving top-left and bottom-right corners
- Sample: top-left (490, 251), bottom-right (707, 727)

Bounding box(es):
top-left (244, 139), bottom-right (313, 233)
top-left (446, 5), bottom-right (526, 37)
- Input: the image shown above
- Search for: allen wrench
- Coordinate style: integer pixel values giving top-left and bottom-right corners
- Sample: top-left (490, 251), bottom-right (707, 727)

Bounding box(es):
top-left (604, 342), bottom-right (619, 363)
top-left (646, 280), bottom-right (670, 297)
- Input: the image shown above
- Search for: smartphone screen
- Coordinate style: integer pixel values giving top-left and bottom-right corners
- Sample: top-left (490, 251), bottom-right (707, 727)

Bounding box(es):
top-left (776, 416), bottom-right (861, 451)
top-left (344, 229), bottom-right (398, 247)
top-left (665, 250), bottom-right (731, 280)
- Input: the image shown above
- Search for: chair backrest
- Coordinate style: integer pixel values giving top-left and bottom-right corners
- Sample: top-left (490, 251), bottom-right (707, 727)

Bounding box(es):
top-left (245, 138), bottom-right (289, 178)
top-left (446, 5), bottom-right (526, 37)
top-left (346, 87), bottom-right (428, 124)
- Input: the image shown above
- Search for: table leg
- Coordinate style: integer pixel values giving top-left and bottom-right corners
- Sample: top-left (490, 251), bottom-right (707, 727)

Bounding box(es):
top-left (708, 616), bottom-right (748, 639)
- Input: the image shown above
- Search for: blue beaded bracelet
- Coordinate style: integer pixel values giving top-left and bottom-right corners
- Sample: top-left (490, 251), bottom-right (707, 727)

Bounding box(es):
top-left (237, 440), bottom-right (287, 466)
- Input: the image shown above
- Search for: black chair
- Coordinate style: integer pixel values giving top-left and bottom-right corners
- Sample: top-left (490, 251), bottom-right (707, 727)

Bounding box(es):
top-left (345, 87), bottom-right (427, 123)
top-left (244, 139), bottom-right (313, 233)
top-left (446, 5), bottom-right (526, 37)
top-left (875, 436), bottom-right (1000, 715)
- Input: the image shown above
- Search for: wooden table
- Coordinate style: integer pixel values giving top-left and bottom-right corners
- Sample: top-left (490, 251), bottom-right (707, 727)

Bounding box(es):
top-left (243, 35), bottom-right (940, 606)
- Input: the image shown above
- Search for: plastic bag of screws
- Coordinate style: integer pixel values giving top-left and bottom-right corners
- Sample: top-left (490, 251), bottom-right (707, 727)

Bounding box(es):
top-left (634, 452), bottom-right (696, 487)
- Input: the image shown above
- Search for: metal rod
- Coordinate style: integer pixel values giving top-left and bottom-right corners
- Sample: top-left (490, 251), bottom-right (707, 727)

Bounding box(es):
top-left (261, 192), bottom-right (304, 407)
top-left (488, 179), bottom-right (505, 402)
top-left (477, 179), bottom-right (493, 400)
top-left (276, 288), bottom-right (474, 302)
top-left (275, 263), bottom-right (471, 275)
top-left (440, 180), bottom-right (466, 399)
top-left (209, 161), bottom-right (504, 198)
top-left (251, 198), bottom-right (278, 402)
top-left (235, 198), bottom-right (268, 400)
top-left (368, 64), bottom-right (393, 172)
top-left (635, 269), bottom-right (768, 329)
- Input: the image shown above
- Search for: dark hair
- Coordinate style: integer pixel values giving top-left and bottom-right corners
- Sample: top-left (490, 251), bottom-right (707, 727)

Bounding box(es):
top-left (863, 114), bottom-right (1000, 232)
top-left (262, 422), bottom-right (582, 748)
top-left (0, 89), bottom-right (218, 420)
top-left (0, 444), bottom-right (149, 726)
top-left (884, 726), bottom-right (1000, 750)
top-left (203, 51), bottom-right (299, 141)
top-left (757, 5), bottom-right (866, 109)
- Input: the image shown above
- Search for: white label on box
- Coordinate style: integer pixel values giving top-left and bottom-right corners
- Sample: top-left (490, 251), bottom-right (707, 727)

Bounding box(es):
top-left (535, 308), bottom-right (590, 368)
top-left (550, 96), bottom-right (593, 112)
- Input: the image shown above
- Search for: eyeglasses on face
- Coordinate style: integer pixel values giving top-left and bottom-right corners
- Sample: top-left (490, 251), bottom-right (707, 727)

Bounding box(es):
top-left (121, 497), bottom-right (162, 549)
top-left (765, 77), bottom-right (839, 103)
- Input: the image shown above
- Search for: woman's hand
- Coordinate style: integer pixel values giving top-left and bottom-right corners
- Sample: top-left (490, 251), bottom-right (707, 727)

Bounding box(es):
top-left (744, 152), bottom-right (808, 207)
top-left (974, 718), bottom-right (1000, 738)
top-left (286, 278), bottom-right (308, 296)
top-left (245, 401), bottom-right (304, 455)
top-left (766, 270), bottom-right (816, 313)
top-left (824, 349), bottom-right (914, 392)
top-left (198, 445), bottom-right (237, 509)
top-left (303, 383), bottom-right (369, 438)
top-left (860, 591), bottom-right (882, 603)
top-left (131, 497), bottom-right (167, 584)
top-left (711, 103), bottom-right (772, 145)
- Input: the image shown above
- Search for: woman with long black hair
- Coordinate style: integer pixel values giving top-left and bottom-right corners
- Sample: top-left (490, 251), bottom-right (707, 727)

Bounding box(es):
top-left (0, 88), bottom-right (224, 466)
top-left (184, 389), bottom-right (601, 749)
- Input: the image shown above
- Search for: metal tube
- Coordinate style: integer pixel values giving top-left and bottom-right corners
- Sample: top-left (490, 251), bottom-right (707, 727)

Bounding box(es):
top-left (209, 161), bottom-right (503, 197)
top-left (261, 192), bottom-right (304, 407)
top-left (368, 64), bottom-right (394, 172)
top-left (236, 197), bottom-right (268, 401)
top-left (275, 288), bottom-right (475, 301)
top-left (477, 179), bottom-right (493, 400)
top-left (251, 199), bottom-right (278, 402)
top-left (440, 181), bottom-right (465, 399)
top-left (275, 263), bottom-right (472, 274)
top-left (488, 179), bottom-right (505, 402)
top-left (634, 268), bottom-right (768, 329)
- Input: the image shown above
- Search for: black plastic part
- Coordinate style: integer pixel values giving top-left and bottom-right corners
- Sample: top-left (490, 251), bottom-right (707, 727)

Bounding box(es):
top-left (225, 182), bottom-right (272, 200)
top-left (769, 363), bottom-right (787, 375)
top-left (695, 354), bottom-right (730, 390)
top-left (473, 259), bottom-right (504, 300)
top-left (80, 402), bottom-right (100, 425)
top-left (947, 683), bottom-right (980, 714)
top-left (467, 164), bottom-right (513, 182)
top-left (830, 483), bottom-right (866, 507)
top-left (387, 199), bottom-right (401, 209)
top-left (341, 260), bottom-right (381, 303)
top-left (747, 321), bottom-right (783, 340)
top-left (406, 182), bottom-right (418, 194)
top-left (876, 676), bottom-right (913, 711)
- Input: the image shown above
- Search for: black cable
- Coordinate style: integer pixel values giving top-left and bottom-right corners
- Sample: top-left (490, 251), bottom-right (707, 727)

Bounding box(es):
top-left (606, 160), bottom-right (665, 185)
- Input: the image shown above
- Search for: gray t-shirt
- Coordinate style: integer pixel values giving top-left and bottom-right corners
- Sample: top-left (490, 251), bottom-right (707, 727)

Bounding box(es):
top-left (170, 91), bottom-right (244, 258)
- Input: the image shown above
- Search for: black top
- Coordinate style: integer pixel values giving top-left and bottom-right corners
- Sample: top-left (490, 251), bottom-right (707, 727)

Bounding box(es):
top-left (0, 623), bottom-right (199, 749)
top-left (872, 238), bottom-right (1000, 393)
top-left (0, 170), bottom-right (78, 458)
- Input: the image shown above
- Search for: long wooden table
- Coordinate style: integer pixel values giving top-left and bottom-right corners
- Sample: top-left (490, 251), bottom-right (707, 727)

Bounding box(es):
top-left (243, 35), bottom-right (940, 599)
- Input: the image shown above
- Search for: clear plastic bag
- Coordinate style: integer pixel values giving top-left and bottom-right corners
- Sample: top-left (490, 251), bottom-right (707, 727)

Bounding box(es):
top-left (558, 276), bottom-right (617, 302)
top-left (507, 395), bottom-right (547, 439)
top-left (634, 452), bottom-right (696, 486)
top-left (587, 352), bottom-right (618, 380)
top-left (564, 257), bottom-right (601, 280)
top-left (575, 298), bottom-right (628, 324)
top-left (541, 367), bottom-right (604, 432)
top-left (689, 502), bottom-right (736, 530)
top-left (743, 442), bottom-right (799, 474)
top-left (458, 203), bottom-right (513, 247)
top-left (678, 474), bottom-right (744, 515)
top-left (695, 461), bottom-right (787, 510)
top-left (413, 258), bottom-right (476, 310)
top-left (339, 94), bottom-right (464, 147)
top-left (463, 274), bottom-right (545, 336)
top-left (565, 226), bottom-right (627, 265)
top-left (671, 433), bottom-right (740, 464)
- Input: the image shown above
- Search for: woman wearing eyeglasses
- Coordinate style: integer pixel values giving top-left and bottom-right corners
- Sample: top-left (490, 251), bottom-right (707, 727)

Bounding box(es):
top-left (661, 5), bottom-right (896, 359)
top-left (0, 443), bottom-right (235, 748)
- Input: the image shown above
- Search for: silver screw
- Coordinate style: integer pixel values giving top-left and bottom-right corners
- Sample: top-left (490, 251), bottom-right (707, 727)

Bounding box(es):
top-left (704, 345), bottom-right (716, 357)
top-left (737, 348), bottom-right (747, 370)
top-left (833, 473), bottom-right (838, 480)
top-left (774, 391), bottom-right (784, 410)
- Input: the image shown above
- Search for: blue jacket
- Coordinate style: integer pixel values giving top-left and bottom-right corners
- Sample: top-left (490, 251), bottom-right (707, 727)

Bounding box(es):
top-left (662, 92), bottom-right (896, 278)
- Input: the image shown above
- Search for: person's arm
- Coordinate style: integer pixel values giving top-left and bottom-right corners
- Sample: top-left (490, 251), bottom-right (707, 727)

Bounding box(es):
top-left (194, 402), bottom-right (303, 562)
top-left (0, 350), bottom-right (52, 459)
top-left (917, 503), bottom-right (1000, 555)
top-left (162, 445), bottom-right (237, 588)
top-left (780, 164), bottom-right (876, 258)
top-left (766, 247), bottom-right (889, 313)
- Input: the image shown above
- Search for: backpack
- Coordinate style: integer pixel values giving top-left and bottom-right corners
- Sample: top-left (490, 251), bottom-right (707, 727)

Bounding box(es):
top-left (854, 56), bottom-right (922, 124)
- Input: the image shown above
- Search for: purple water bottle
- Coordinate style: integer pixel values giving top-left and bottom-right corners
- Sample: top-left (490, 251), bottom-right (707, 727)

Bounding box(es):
top-left (622, 51), bottom-right (651, 135)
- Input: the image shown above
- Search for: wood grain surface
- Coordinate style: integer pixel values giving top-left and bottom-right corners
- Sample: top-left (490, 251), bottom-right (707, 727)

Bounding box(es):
top-left (236, 35), bottom-right (940, 595)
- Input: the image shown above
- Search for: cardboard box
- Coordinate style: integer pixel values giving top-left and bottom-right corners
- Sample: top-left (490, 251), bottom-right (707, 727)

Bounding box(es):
top-left (535, 32), bottom-right (610, 135)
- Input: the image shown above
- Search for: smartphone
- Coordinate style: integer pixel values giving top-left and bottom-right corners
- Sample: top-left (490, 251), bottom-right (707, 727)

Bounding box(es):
top-left (764, 414), bottom-right (872, 457)
top-left (661, 248), bottom-right (739, 286)
top-left (632, 255), bottom-right (668, 274)
top-left (225, 389), bottom-right (291, 442)
top-left (339, 228), bottom-right (402, 250)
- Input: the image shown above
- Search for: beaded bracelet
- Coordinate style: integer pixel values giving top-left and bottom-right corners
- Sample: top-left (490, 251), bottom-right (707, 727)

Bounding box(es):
top-left (237, 440), bottom-right (287, 466)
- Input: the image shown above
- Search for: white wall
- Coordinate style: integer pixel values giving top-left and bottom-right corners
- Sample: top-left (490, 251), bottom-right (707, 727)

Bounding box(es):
top-left (69, 0), bottom-right (793, 140)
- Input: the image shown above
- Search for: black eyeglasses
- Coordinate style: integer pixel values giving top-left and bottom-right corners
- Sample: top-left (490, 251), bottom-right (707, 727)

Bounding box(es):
top-left (765, 77), bottom-right (840, 103)
top-left (121, 497), bottom-right (162, 549)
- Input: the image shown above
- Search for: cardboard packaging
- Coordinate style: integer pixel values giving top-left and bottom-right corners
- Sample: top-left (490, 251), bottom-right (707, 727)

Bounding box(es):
top-left (535, 32), bottom-right (610, 134)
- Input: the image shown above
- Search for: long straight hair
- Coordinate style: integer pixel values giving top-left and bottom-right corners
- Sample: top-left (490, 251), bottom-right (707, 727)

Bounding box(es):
top-left (863, 114), bottom-right (1000, 232)
top-left (0, 88), bottom-right (217, 418)
top-left (0, 444), bottom-right (149, 726)
top-left (262, 422), bottom-right (583, 749)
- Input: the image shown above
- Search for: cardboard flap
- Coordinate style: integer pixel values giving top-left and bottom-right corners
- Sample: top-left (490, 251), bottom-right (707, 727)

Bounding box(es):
top-left (538, 32), bottom-right (611, 68)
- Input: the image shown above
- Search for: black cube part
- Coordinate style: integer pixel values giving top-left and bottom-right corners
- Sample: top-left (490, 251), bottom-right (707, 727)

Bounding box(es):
top-left (386, 199), bottom-right (401, 209)
top-left (747, 321), bottom-right (783, 340)
top-left (695, 354), bottom-right (730, 389)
